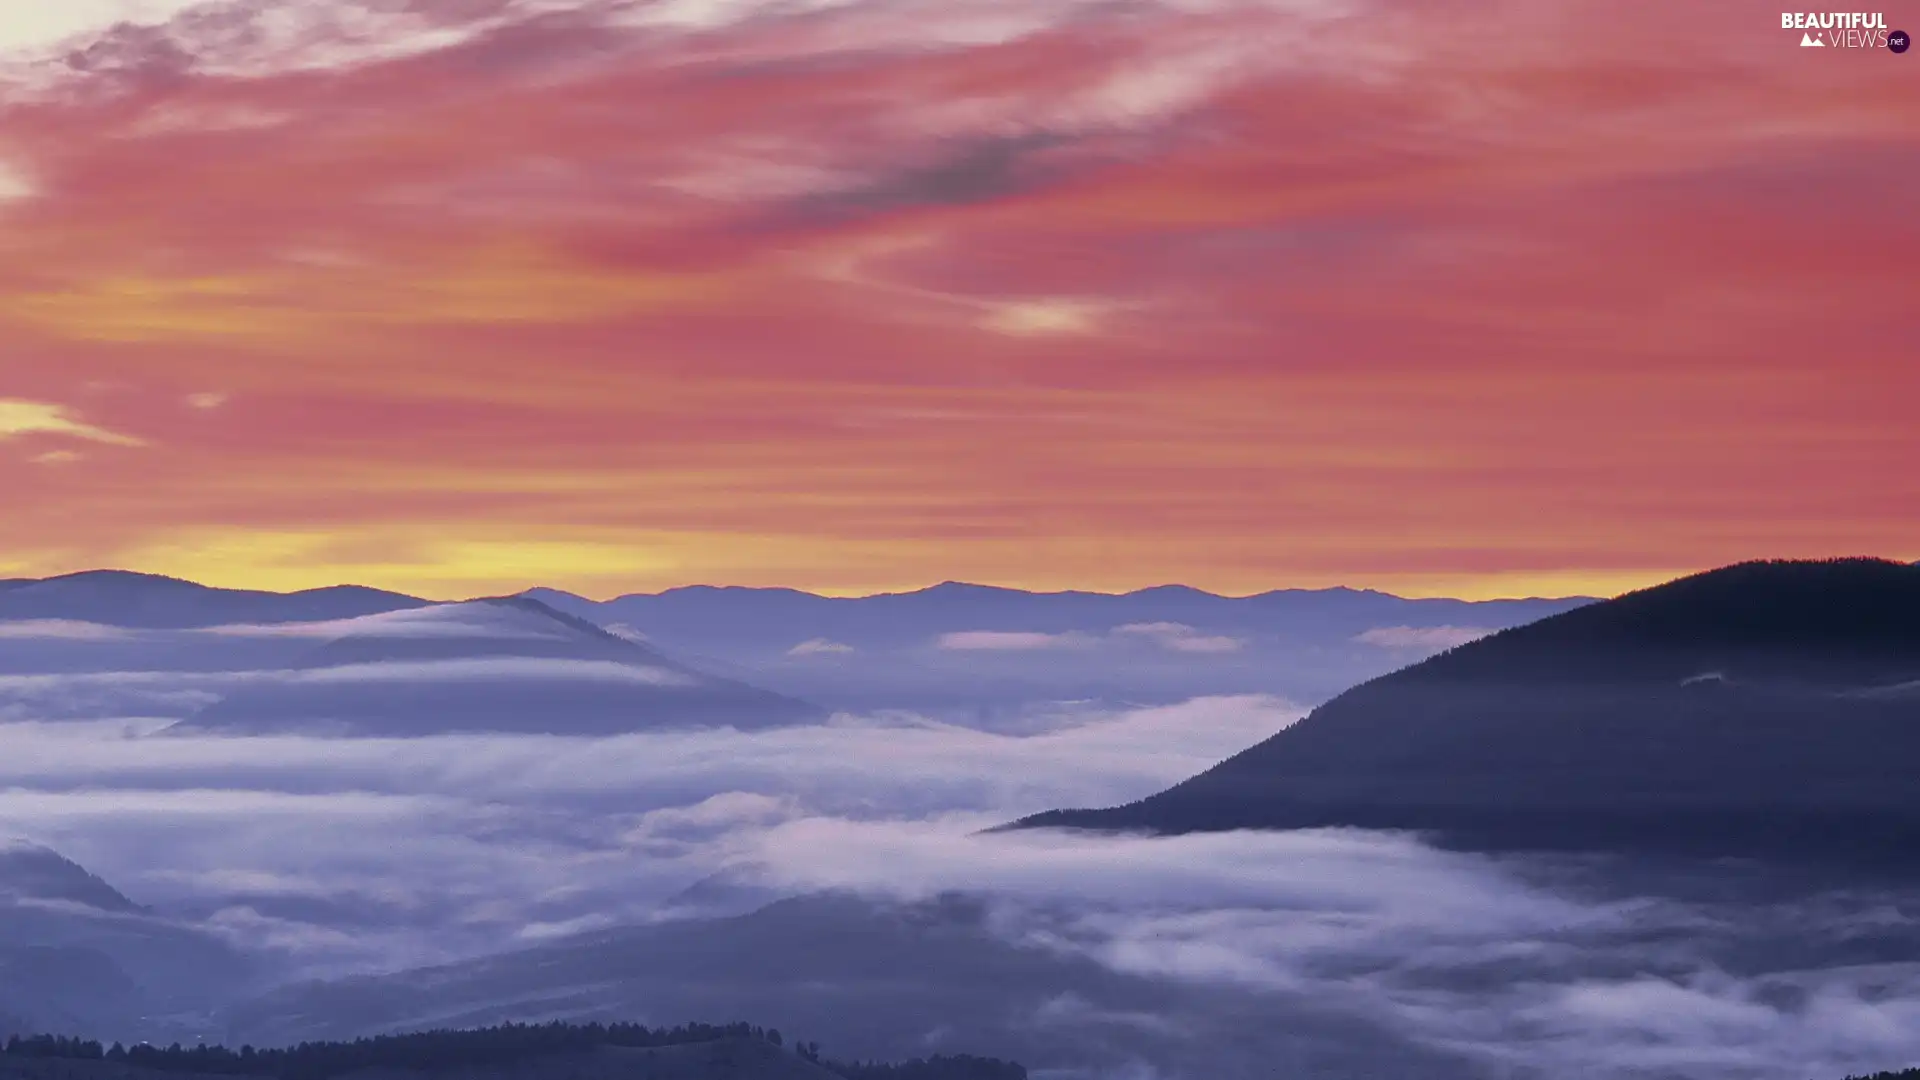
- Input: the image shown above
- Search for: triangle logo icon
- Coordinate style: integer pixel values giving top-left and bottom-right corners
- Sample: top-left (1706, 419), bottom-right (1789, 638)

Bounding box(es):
top-left (1801, 31), bottom-right (1825, 45)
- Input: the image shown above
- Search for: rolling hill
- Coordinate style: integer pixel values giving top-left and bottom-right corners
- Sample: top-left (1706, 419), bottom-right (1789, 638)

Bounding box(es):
top-left (0, 841), bottom-right (141, 914)
top-left (212, 893), bottom-right (1480, 1079)
top-left (0, 572), bottom-right (426, 629)
top-left (173, 598), bottom-right (825, 736)
top-left (0, 843), bottom-right (255, 1042)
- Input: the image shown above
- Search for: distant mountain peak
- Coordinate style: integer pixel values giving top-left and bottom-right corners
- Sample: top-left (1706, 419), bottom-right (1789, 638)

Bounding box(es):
top-left (462, 594), bottom-right (647, 645)
top-left (919, 581), bottom-right (1026, 595)
top-left (26, 568), bottom-right (204, 589)
top-left (1123, 584), bottom-right (1219, 598)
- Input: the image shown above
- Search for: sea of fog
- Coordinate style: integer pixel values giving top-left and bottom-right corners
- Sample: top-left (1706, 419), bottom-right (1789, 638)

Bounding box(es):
top-left (2, 676), bottom-right (1919, 1079)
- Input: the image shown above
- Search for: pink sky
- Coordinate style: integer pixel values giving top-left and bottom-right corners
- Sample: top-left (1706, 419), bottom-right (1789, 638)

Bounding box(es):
top-left (0, 0), bottom-right (1914, 599)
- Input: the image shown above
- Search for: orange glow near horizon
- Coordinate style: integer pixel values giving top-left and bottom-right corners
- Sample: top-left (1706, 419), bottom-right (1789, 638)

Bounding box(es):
top-left (1, 0), bottom-right (1915, 603)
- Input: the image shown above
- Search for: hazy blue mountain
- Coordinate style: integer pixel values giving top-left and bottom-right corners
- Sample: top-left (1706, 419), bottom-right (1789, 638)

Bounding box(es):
top-left (0, 572), bottom-right (426, 629)
top-left (0, 947), bottom-right (143, 1042)
top-left (523, 581), bottom-right (1586, 649)
top-left (0, 570), bottom-right (1589, 720)
top-left (522, 582), bottom-right (1594, 716)
top-left (1012, 559), bottom-right (1920, 865)
top-left (0, 841), bottom-right (141, 914)
top-left (173, 598), bottom-right (825, 737)
top-left (0, 844), bottom-right (256, 1042)
top-left (218, 893), bottom-right (1482, 1080)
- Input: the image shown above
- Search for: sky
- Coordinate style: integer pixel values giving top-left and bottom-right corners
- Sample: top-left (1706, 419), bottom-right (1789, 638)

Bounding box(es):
top-left (0, 0), bottom-right (1914, 601)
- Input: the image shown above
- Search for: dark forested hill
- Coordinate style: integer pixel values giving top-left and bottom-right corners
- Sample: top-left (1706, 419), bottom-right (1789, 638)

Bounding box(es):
top-left (0, 1025), bottom-right (1905, 1080)
top-left (1011, 559), bottom-right (1920, 866)
top-left (0, 1023), bottom-right (1025, 1080)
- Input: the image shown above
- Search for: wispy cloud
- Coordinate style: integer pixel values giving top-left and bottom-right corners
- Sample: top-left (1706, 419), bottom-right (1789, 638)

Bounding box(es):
top-left (1353, 625), bottom-right (1494, 650)
top-left (0, 694), bottom-right (1296, 966)
top-left (197, 605), bottom-right (570, 640)
top-left (788, 637), bottom-right (855, 656)
top-left (1113, 622), bottom-right (1243, 653)
top-left (0, 619), bottom-right (134, 641)
top-left (937, 630), bottom-right (1098, 651)
top-left (0, 158), bottom-right (32, 201)
top-left (934, 623), bottom-right (1244, 654)
top-left (285, 657), bottom-right (694, 685)
top-left (0, 400), bottom-right (143, 446)
top-left (0, 648), bottom-right (1896, 1069)
top-left (0, 0), bottom-right (1911, 598)
top-left (1, 685), bottom-right (1918, 1079)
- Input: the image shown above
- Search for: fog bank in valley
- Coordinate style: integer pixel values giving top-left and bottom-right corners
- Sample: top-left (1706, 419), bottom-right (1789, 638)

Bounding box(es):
top-left (3, 691), bottom-right (1918, 1079)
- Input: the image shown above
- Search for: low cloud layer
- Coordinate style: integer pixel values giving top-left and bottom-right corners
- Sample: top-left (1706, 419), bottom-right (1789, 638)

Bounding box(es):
top-left (1112, 622), bottom-right (1243, 653)
top-left (284, 657), bottom-right (694, 686)
top-left (1353, 625), bottom-right (1495, 650)
top-left (937, 623), bottom-right (1243, 654)
top-left (0, 696), bottom-right (1293, 971)
top-left (0, 620), bottom-right (135, 640)
top-left (1, 676), bottom-right (1917, 1078)
top-left (788, 638), bottom-right (856, 656)
top-left (198, 605), bottom-right (578, 640)
top-left (0, 399), bottom-right (145, 446)
top-left (937, 630), bottom-right (1097, 652)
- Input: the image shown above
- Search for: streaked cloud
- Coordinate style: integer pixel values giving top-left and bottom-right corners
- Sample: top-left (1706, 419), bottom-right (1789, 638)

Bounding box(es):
top-left (0, 400), bottom-right (144, 446)
top-left (285, 657), bottom-right (695, 685)
top-left (0, 619), bottom-right (134, 641)
top-left (197, 605), bottom-right (569, 641)
top-left (0, 0), bottom-right (1910, 600)
top-left (976, 299), bottom-right (1105, 337)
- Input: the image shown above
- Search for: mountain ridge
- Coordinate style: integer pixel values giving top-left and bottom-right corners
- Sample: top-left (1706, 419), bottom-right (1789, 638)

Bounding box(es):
top-left (0, 572), bottom-right (429, 629)
top-left (0, 568), bottom-right (1599, 718)
top-left (534, 579), bottom-right (1593, 605)
top-left (0, 568), bottom-right (1596, 608)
